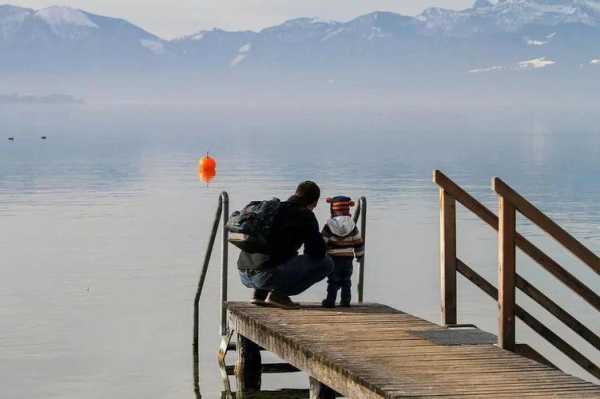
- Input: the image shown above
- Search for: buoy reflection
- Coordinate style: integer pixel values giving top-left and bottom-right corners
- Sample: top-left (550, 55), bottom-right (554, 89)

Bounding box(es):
top-left (198, 167), bottom-right (216, 184)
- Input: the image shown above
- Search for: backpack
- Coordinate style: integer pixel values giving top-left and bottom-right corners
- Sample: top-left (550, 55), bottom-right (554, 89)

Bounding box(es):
top-left (226, 198), bottom-right (282, 253)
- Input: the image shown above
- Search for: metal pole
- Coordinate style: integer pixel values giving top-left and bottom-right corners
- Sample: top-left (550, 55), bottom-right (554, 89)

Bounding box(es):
top-left (358, 197), bottom-right (367, 303)
top-left (193, 195), bottom-right (224, 387)
top-left (352, 199), bottom-right (361, 224)
top-left (220, 192), bottom-right (229, 336)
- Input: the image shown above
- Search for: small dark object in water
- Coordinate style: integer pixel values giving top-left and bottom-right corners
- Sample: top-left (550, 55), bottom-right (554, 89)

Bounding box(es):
top-left (41, 136), bottom-right (47, 140)
top-left (8, 137), bottom-right (14, 141)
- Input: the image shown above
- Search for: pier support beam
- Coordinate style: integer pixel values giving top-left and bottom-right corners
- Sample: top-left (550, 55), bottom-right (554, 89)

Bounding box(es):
top-left (440, 188), bottom-right (457, 325)
top-left (309, 377), bottom-right (336, 399)
top-left (235, 334), bottom-right (261, 392)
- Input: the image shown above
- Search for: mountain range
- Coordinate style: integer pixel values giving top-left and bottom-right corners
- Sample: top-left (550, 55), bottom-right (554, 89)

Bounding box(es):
top-left (2, 1), bottom-right (600, 97)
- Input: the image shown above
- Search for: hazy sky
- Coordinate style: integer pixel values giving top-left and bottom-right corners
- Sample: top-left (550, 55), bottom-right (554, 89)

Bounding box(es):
top-left (12, 0), bottom-right (474, 38)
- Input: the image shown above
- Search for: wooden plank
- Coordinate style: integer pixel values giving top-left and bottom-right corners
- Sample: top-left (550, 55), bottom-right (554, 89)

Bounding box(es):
top-left (498, 196), bottom-right (516, 351)
top-left (226, 363), bottom-right (300, 375)
top-left (493, 177), bottom-right (600, 275)
top-left (440, 188), bottom-right (457, 325)
top-left (229, 316), bottom-right (386, 398)
top-left (433, 170), bottom-right (600, 310)
top-left (227, 302), bottom-right (600, 398)
top-left (412, 328), bottom-right (496, 346)
top-left (515, 305), bottom-right (600, 379)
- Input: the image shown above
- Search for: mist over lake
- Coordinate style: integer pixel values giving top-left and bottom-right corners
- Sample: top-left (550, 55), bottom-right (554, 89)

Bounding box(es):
top-left (1, 103), bottom-right (599, 397)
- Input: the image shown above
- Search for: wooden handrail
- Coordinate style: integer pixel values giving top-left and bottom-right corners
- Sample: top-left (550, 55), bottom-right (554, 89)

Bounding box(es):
top-left (516, 235), bottom-right (600, 311)
top-left (433, 170), bottom-right (600, 311)
top-left (516, 274), bottom-right (600, 350)
top-left (456, 259), bottom-right (600, 379)
top-left (493, 177), bottom-right (600, 275)
top-left (434, 170), bottom-right (599, 380)
top-left (433, 170), bottom-right (497, 226)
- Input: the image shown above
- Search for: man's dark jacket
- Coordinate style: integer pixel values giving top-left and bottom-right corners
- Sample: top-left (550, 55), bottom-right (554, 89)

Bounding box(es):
top-left (237, 196), bottom-right (326, 270)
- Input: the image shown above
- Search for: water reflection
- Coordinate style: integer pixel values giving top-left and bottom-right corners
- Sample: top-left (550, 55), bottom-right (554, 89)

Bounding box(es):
top-left (194, 334), bottom-right (308, 399)
top-left (220, 389), bottom-right (309, 399)
top-left (2, 104), bottom-right (600, 398)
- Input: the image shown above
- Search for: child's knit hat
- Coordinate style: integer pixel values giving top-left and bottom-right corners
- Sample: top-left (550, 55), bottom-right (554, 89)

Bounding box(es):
top-left (326, 196), bottom-right (355, 217)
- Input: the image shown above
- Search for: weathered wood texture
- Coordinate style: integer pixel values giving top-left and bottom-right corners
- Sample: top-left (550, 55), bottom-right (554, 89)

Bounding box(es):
top-left (235, 334), bottom-right (262, 392)
top-left (309, 377), bottom-right (337, 399)
top-left (493, 177), bottom-right (600, 275)
top-left (498, 196), bottom-right (516, 350)
top-left (439, 189), bottom-right (457, 325)
top-left (456, 259), bottom-right (600, 379)
top-left (228, 302), bottom-right (600, 398)
top-left (433, 170), bottom-right (600, 310)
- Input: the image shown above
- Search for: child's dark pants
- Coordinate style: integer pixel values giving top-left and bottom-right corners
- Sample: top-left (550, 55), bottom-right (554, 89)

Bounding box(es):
top-left (324, 256), bottom-right (353, 305)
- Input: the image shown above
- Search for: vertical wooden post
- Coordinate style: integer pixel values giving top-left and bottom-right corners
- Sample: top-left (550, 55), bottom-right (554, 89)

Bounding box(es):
top-left (498, 196), bottom-right (516, 350)
top-left (440, 189), bottom-right (457, 325)
top-left (235, 334), bottom-right (261, 392)
top-left (309, 377), bottom-right (336, 399)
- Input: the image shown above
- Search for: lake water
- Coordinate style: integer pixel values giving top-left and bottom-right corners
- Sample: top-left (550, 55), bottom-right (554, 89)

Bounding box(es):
top-left (1, 103), bottom-right (599, 398)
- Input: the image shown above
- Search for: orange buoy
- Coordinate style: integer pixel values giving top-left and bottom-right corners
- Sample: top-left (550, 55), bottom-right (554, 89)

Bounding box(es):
top-left (198, 152), bottom-right (217, 184)
top-left (199, 153), bottom-right (216, 172)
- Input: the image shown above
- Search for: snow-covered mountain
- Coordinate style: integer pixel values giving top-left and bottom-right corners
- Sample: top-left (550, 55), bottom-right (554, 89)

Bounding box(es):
top-left (0, 5), bottom-right (166, 71)
top-left (418, 0), bottom-right (600, 35)
top-left (1, 1), bottom-right (599, 93)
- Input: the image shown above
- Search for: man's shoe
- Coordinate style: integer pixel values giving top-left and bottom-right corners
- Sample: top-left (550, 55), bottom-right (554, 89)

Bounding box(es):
top-left (251, 289), bottom-right (269, 306)
top-left (339, 301), bottom-right (351, 308)
top-left (321, 299), bottom-right (335, 308)
top-left (266, 292), bottom-right (300, 310)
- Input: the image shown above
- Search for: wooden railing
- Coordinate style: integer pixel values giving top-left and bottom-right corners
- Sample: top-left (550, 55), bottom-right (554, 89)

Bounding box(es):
top-left (433, 170), bottom-right (600, 380)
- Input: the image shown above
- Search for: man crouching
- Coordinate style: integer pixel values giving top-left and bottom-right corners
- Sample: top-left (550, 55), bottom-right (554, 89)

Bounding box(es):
top-left (237, 181), bottom-right (334, 309)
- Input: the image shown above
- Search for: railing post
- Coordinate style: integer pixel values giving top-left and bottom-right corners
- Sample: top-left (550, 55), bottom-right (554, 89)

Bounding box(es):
top-left (220, 192), bottom-right (229, 336)
top-left (358, 197), bottom-right (367, 304)
top-left (440, 189), bottom-right (457, 325)
top-left (193, 193), bottom-right (225, 388)
top-left (498, 194), bottom-right (516, 350)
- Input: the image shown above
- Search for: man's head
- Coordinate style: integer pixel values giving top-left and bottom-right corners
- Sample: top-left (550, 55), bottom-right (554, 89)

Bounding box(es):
top-left (293, 181), bottom-right (321, 210)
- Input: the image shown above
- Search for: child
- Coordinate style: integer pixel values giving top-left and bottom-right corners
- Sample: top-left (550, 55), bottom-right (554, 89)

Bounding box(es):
top-left (321, 196), bottom-right (364, 308)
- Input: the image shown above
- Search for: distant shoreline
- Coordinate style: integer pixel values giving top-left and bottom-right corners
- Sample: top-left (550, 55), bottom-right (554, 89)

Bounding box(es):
top-left (0, 93), bottom-right (84, 105)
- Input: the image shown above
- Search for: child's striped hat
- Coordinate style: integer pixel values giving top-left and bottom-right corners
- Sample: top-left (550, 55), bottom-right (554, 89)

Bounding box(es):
top-left (326, 196), bottom-right (355, 216)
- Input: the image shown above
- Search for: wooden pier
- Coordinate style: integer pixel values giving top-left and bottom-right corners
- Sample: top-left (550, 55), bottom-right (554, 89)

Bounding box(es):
top-left (228, 302), bottom-right (600, 398)
top-left (196, 171), bottom-right (599, 398)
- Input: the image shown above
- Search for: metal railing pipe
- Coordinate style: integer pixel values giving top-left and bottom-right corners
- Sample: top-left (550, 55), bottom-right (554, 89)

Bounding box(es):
top-left (353, 197), bottom-right (367, 303)
top-left (193, 192), bottom-right (227, 366)
top-left (220, 192), bottom-right (229, 336)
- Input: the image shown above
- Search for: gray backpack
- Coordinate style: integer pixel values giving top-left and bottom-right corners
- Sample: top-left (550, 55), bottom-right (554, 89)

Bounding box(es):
top-left (226, 198), bottom-right (281, 253)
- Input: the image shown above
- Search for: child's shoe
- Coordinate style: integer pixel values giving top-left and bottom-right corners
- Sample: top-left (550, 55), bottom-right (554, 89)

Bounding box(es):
top-left (340, 288), bottom-right (351, 307)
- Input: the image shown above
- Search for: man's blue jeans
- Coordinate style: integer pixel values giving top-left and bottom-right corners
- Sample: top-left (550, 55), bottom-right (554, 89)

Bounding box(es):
top-left (239, 255), bottom-right (334, 296)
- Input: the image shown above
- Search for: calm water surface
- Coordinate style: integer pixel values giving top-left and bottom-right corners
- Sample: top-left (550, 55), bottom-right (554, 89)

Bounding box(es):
top-left (1, 104), bottom-right (599, 398)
